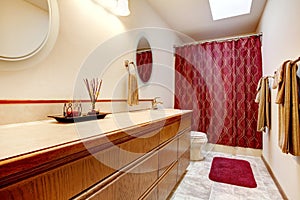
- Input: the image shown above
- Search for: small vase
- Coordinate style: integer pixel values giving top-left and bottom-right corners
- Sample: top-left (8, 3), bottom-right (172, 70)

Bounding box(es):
top-left (88, 101), bottom-right (99, 115)
top-left (91, 101), bottom-right (96, 110)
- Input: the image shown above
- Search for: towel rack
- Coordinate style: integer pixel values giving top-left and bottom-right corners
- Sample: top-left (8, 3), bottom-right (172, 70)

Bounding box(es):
top-left (124, 60), bottom-right (136, 72)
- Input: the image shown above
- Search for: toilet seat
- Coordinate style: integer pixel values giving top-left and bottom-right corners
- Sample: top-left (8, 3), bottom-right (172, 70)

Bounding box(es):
top-left (190, 131), bottom-right (207, 143)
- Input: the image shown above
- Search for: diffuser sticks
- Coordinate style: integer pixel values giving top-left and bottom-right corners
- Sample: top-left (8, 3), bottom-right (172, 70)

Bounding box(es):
top-left (84, 78), bottom-right (102, 113)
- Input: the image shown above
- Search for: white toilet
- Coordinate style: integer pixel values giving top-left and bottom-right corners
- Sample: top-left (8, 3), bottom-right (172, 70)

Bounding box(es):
top-left (190, 131), bottom-right (208, 161)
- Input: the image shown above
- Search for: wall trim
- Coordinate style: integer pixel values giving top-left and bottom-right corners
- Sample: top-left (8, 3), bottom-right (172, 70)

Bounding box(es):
top-left (0, 99), bottom-right (153, 104)
top-left (261, 155), bottom-right (288, 200)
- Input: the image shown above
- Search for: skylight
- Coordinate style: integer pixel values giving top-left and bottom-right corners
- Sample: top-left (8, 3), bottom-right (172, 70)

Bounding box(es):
top-left (209, 0), bottom-right (252, 21)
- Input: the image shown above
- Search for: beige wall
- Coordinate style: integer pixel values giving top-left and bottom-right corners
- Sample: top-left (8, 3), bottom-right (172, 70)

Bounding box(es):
top-left (0, 0), bottom-right (190, 124)
top-left (257, 0), bottom-right (300, 199)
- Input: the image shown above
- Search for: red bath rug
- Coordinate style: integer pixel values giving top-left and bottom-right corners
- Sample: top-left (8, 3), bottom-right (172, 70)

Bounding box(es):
top-left (208, 157), bottom-right (257, 188)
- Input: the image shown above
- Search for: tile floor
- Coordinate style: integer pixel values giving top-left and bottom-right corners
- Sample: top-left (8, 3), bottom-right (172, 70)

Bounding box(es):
top-left (170, 151), bottom-right (283, 200)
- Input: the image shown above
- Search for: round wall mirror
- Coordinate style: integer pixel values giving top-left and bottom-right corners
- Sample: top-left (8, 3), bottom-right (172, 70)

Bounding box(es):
top-left (136, 37), bottom-right (152, 83)
top-left (0, 0), bottom-right (50, 61)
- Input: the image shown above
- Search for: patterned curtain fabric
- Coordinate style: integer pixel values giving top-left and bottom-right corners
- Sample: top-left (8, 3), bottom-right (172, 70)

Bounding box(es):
top-left (136, 50), bottom-right (152, 82)
top-left (174, 35), bottom-right (263, 149)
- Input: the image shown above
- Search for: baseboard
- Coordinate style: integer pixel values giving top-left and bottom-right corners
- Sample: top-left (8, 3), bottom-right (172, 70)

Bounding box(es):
top-left (204, 143), bottom-right (262, 157)
top-left (261, 155), bottom-right (288, 200)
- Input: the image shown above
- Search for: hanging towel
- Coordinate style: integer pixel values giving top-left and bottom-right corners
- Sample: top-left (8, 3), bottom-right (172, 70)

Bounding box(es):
top-left (276, 61), bottom-right (300, 155)
top-left (272, 67), bottom-right (283, 89)
top-left (273, 62), bottom-right (287, 102)
top-left (127, 73), bottom-right (139, 106)
top-left (255, 77), bottom-right (271, 132)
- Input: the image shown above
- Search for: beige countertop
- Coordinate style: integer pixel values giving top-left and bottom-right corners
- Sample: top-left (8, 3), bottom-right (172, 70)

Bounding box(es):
top-left (0, 109), bottom-right (190, 161)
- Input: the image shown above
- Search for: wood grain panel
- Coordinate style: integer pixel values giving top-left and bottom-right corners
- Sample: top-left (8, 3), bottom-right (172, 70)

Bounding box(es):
top-left (159, 121), bottom-right (180, 144)
top-left (119, 129), bottom-right (160, 167)
top-left (177, 113), bottom-right (192, 133)
top-left (141, 186), bottom-right (158, 200)
top-left (178, 129), bottom-right (191, 158)
top-left (0, 146), bottom-right (120, 200)
top-left (116, 151), bottom-right (159, 200)
top-left (87, 151), bottom-right (159, 200)
top-left (159, 113), bottom-right (191, 144)
top-left (157, 162), bottom-right (178, 200)
top-left (177, 130), bottom-right (190, 180)
top-left (177, 150), bottom-right (190, 180)
top-left (158, 138), bottom-right (178, 177)
top-left (87, 181), bottom-right (116, 200)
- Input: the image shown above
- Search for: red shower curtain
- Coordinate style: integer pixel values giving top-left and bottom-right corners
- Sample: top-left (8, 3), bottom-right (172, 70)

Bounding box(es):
top-left (174, 35), bottom-right (263, 149)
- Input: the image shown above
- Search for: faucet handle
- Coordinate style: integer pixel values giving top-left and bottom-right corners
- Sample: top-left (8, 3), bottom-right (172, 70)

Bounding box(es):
top-left (152, 97), bottom-right (163, 109)
top-left (153, 97), bottom-right (160, 102)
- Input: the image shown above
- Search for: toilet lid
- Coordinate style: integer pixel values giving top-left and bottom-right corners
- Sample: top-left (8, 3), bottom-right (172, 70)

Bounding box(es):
top-left (190, 131), bottom-right (207, 138)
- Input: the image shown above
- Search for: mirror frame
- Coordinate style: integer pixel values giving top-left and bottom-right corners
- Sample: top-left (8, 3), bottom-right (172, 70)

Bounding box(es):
top-left (0, 0), bottom-right (51, 61)
top-left (136, 36), bottom-right (152, 83)
top-left (0, 0), bottom-right (59, 70)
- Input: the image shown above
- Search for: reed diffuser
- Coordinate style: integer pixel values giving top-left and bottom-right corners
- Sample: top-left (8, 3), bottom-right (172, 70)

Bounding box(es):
top-left (84, 78), bottom-right (102, 115)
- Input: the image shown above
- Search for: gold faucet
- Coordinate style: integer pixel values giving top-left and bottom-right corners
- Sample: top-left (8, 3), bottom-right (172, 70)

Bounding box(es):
top-left (152, 97), bottom-right (163, 109)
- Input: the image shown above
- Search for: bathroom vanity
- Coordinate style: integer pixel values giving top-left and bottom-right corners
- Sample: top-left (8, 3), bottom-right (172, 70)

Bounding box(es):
top-left (0, 109), bottom-right (191, 199)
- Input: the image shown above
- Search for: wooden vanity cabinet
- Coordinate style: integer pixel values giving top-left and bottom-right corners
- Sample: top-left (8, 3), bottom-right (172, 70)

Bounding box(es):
top-left (0, 111), bottom-right (191, 200)
top-left (177, 129), bottom-right (190, 179)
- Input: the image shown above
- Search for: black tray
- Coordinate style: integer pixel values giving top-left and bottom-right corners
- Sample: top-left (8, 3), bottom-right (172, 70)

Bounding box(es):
top-left (48, 113), bottom-right (108, 123)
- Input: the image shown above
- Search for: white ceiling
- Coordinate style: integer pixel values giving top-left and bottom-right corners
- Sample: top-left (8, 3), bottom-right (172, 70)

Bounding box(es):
top-left (146, 0), bottom-right (267, 41)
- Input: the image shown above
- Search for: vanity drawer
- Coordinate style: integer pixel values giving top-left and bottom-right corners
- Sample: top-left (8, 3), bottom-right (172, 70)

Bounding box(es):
top-left (157, 162), bottom-right (178, 200)
top-left (177, 129), bottom-right (190, 180)
top-left (116, 152), bottom-right (159, 200)
top-left (177, 150), bottom-right (190, 180)
top-left (159, 113), bottom-right (191, 144)
top-left (159, 121), bottom-right (180, 144)
top-left (77, 151), bottom-right (159, 200)
top-left (158, 138), bottom-right (178, 177)
top-left (178, 129), bottom-right (191, 158)
top-left (119, 129), bottom-right (160, 167)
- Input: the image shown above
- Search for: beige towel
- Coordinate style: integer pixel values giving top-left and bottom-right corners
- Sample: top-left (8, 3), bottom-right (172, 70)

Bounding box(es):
top-left (255, 78), bottom-right (262, 103)
top-left (255, 77), bottom-right (271, 132)
top-left (274, 61), bottom-right (288, 103)
top-left (276, 61), bottom-right (300, 155)
top-left (272, 65), bottom-right (284, 90)
top-left (127, 73), bottom-right (139, 106)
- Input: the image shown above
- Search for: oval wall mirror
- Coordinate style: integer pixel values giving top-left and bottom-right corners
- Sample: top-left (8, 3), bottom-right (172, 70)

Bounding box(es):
top-left (0, 0), bottom-right (50, 61)
top-left (136, 37), bottom-right (152, 83)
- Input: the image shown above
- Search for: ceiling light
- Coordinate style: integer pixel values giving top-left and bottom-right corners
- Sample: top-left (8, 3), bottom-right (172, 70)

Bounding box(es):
top-left (209, 0), bottom-right (252, 21)
top-left (112, 0), bottom-right (130, 16)
top-left (94, 0), bottom-right (130, 16)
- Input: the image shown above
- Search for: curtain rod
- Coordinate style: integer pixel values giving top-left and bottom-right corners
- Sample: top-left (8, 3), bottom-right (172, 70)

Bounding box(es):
top-left (174, 32), bottom-right (262, 48)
